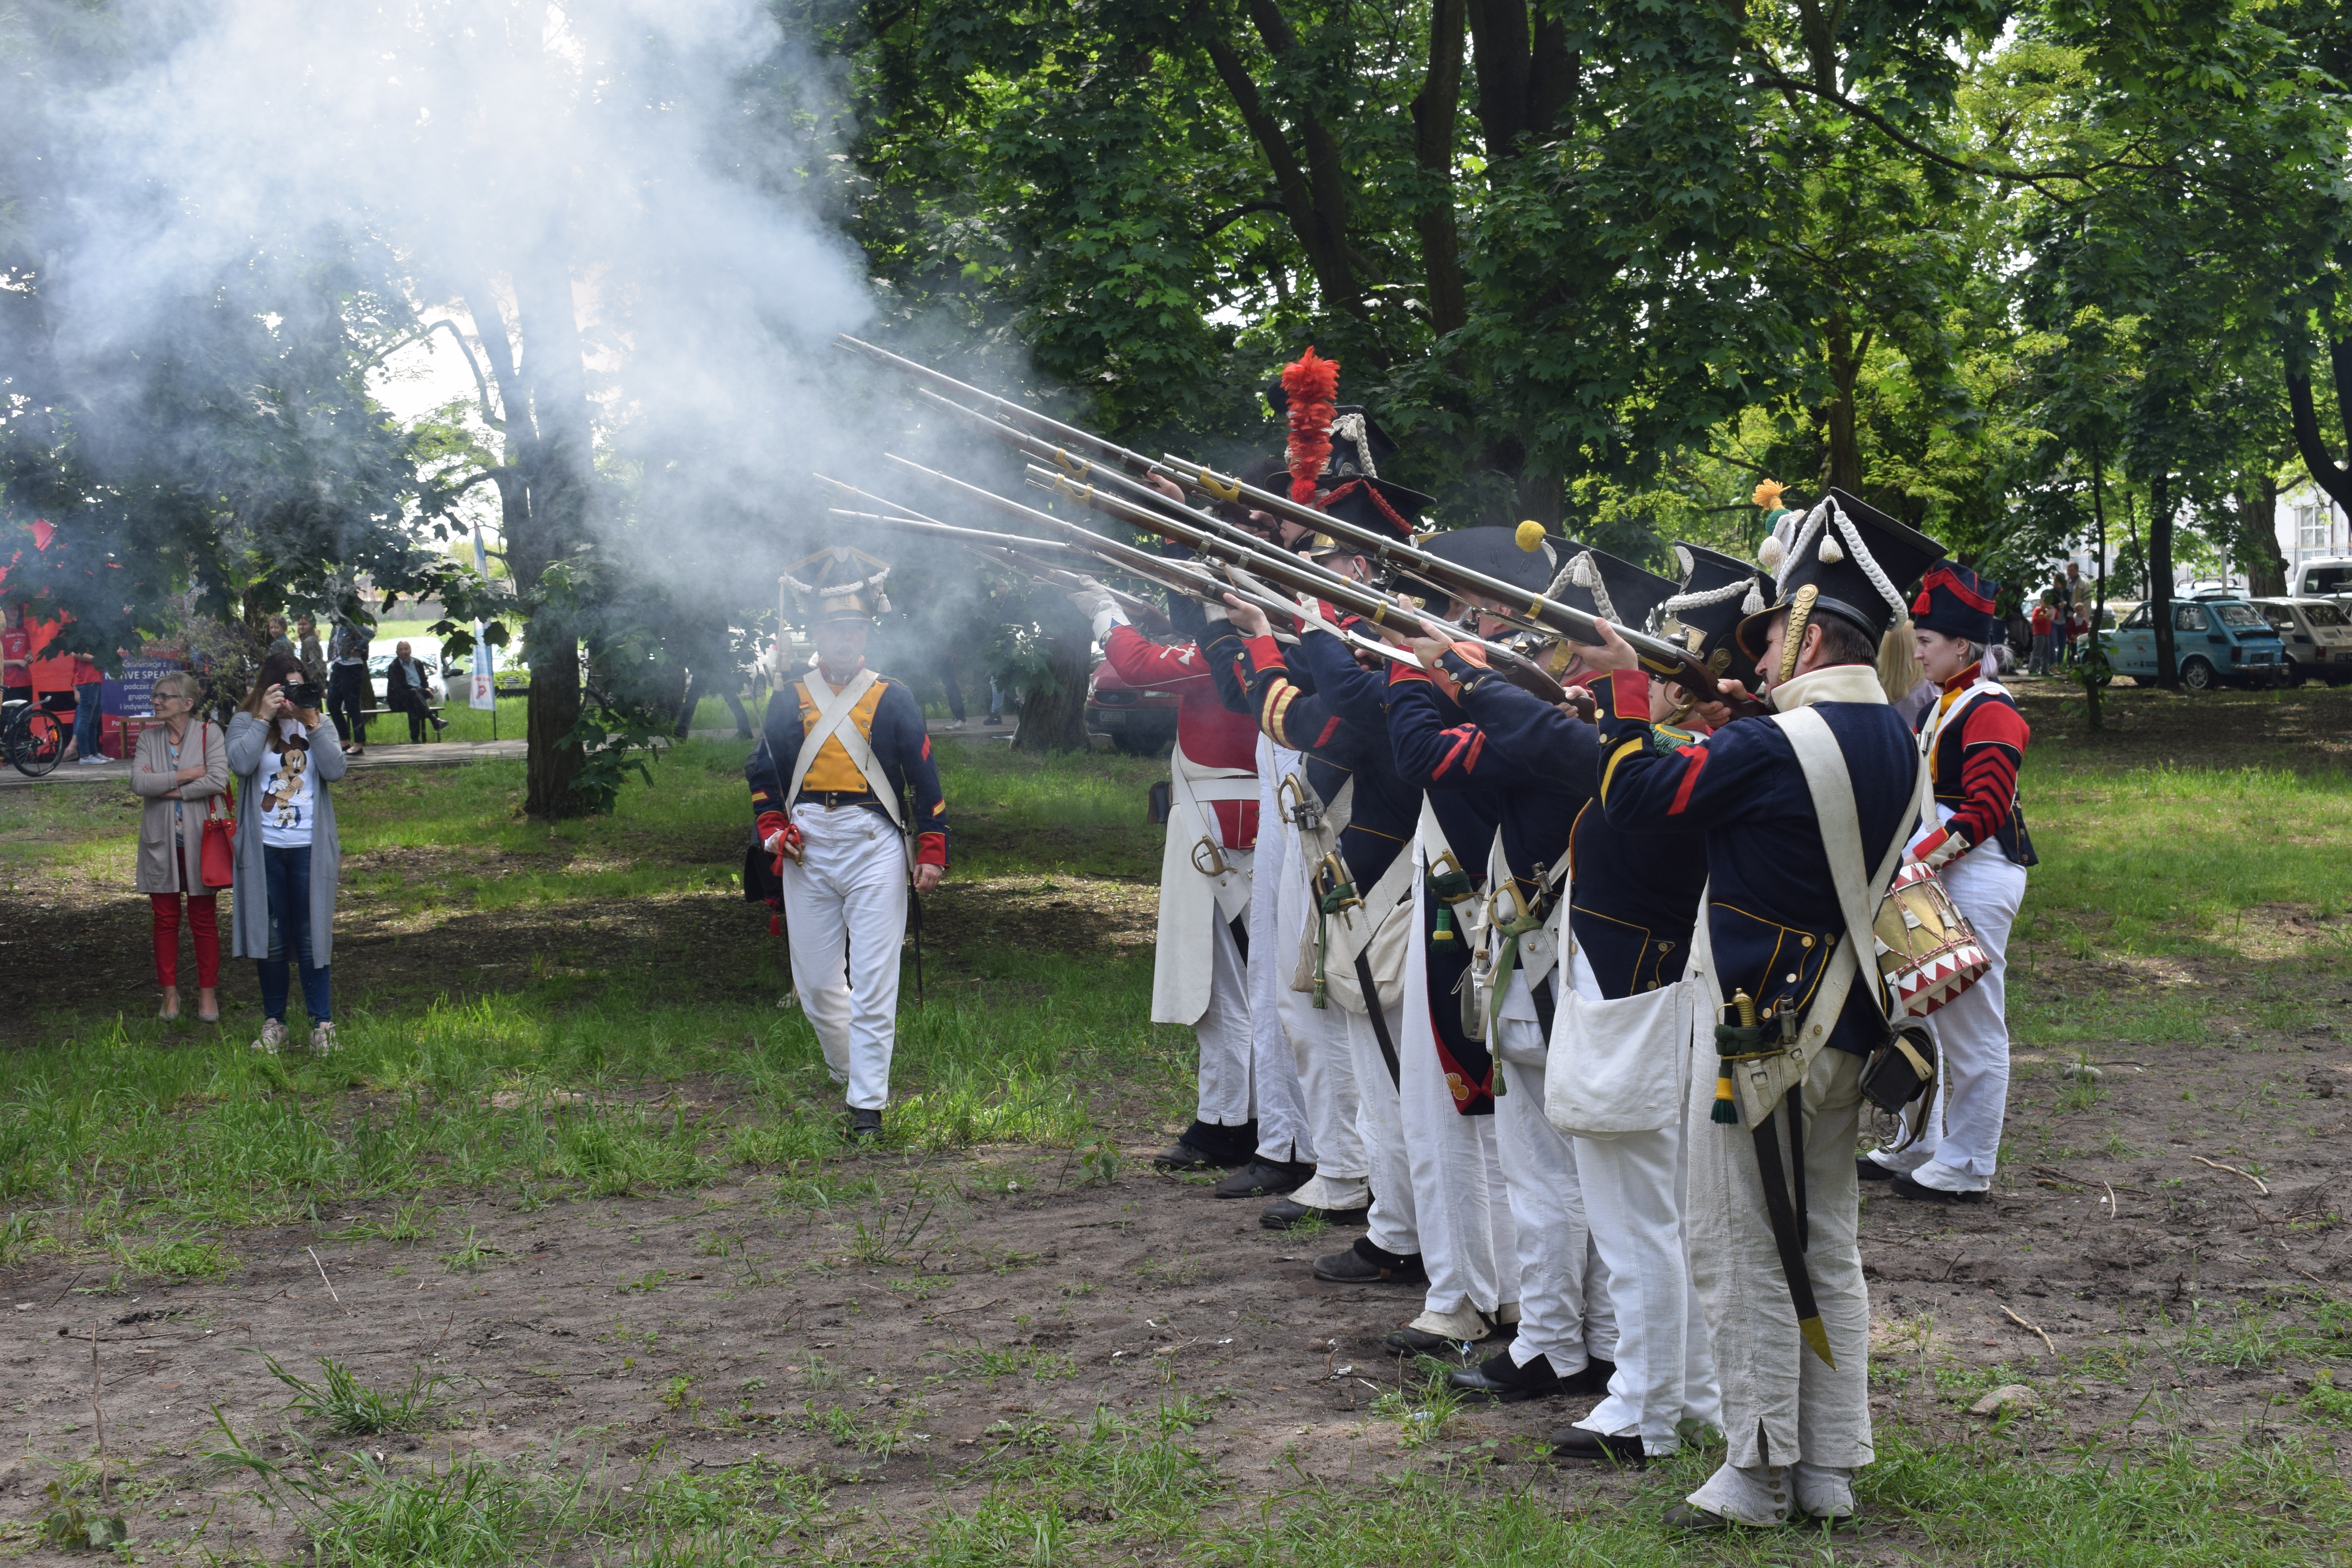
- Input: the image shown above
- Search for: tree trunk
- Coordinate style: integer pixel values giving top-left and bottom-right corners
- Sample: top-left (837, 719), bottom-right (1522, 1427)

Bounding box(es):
top-left (505, 260), bottom-right (595, 817)
top-left (2238, 470), bottom-right (2288, 597)
top-left (2085, 443), bottom-right (2106, 732)
top-left (2284, 328), bottom-right (2352, 519)
top-left (1822, 313), bottom-right (1869, 493)
top-left (2149, 472), bottom-right (2178, 690)
top-left (1410, 0), bottom-right (1470, 339)
top-left (1014, 633), bottom-right (1093, 753)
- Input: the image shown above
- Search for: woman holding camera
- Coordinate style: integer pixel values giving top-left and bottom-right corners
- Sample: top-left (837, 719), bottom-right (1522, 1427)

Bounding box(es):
top-left (132, 671), bottom-right (230, 1022)
top-left (226, 651), bottom-right (347, 1054)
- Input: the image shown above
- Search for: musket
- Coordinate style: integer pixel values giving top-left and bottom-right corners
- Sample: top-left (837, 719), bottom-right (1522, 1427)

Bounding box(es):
top-left (905, 387), bottom-right (1401, 608)
top-left (824, 506), bottom-right (1173, 633)
top-left (1004, 461), bottom-right (1570, 706)
top-left (825, 473), bottom-right (1416, 669)
top-left (840, 332), bottom-right (1762, 714)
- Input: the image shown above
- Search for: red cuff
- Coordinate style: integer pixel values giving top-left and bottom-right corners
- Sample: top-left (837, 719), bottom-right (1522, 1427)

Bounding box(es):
top-left (1243, 633), bottom-right (1283, 670)
top-left (1910, 825), bottom-right (1967, 869)
top-left (915, 831), bottom-right (948, 868)
top-left (755, 810), bottom-right (788, 843)
top-left (1606, 670), bottom-right (1651, 720)
top-left (1388, 661), bottom-right (1434, 685)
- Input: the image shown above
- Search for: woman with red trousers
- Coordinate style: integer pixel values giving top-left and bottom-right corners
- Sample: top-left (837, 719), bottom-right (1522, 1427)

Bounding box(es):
top-left (132, 671), bottom-right (229, 1022)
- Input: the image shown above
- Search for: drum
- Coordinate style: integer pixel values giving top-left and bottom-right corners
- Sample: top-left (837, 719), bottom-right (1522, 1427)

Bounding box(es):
top-left (1874, 862), bottom-right (1988, 1017)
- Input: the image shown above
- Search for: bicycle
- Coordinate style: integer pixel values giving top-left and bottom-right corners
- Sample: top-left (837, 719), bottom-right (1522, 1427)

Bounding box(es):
top-left (2, 696), bottom-right (70, 777)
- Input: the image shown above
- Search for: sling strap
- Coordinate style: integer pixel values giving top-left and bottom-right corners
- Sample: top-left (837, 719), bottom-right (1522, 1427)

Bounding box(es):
top-left (786, 667), bottom-right (904, 831)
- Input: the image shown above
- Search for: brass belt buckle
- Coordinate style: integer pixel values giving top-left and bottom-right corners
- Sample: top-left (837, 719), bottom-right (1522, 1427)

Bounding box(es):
top-left (1191, 837), bottom-right (1229, 877)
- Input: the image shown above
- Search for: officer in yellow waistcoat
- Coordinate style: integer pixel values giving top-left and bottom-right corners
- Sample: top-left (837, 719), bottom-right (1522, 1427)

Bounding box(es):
top-left (747, 547), bottom-right (948, 1139)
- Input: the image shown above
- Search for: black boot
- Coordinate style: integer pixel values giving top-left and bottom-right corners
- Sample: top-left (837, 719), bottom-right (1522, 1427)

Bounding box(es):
top-left (848, 1106), bottom-right (882, 1140)
top-left (1260, 1194), bottom-right (1369, 1230)
top-left (1855, 1155), bottom-right (1896, 1183)
top-left (1565, 1356), bottom-right (1617, 1395)
top-left (1449, 1349), bottom-right (1564, 1403)
top-left (1312, 1235), bottom-right (1426, 1285)
top-left (1212, 1158), bottom-right (1312, 1199)
top-left (1152, 1119), bottom-right (1256, 1172)
top-left (1549, 1427), bottom-right (1648, 1467)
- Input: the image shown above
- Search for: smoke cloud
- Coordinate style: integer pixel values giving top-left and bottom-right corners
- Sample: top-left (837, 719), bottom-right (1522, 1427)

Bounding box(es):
top-left (14, 0), bottom-right (916, 612)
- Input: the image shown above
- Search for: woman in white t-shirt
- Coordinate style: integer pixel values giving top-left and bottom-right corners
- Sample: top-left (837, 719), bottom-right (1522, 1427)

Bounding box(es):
top-left (225, 650), bottom-right (348, 1054)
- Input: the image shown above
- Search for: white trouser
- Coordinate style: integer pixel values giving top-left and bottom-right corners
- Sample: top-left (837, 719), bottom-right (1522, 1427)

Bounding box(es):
top-left (1493, 998), bottom-right (1613, 1378)
top-left (1345, 1002), bottom-right (1417, 1256)
top-left (1566, 948), bottom-right (1719, 1453)
top-left (1399, 871), bottom-right (1517, 1319)
top-left (781, 802), bottom-right (910, 1111)
top-left (1195, 908), bottom-right (1255, 1127)
top-left (1687, 1037), bottom-right (1871, 1472)
top-left (1875, 845), bottom-right (2028, 1191)
top-left (1278, 831), bottom-right (1364, 1184)
top-left (1247, 744), bottom-right (1310, 1162)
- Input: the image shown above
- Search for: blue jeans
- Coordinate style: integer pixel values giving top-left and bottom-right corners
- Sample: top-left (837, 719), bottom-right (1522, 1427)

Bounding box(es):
top-left (258, 844), bottom-right (332, 1023)
top-left (73, 682), bottom-right (103, 758)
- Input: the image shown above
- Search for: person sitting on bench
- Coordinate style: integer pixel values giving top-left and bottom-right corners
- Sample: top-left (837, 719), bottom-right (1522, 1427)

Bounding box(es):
top-left (384, 641), bottom-right (446, 743)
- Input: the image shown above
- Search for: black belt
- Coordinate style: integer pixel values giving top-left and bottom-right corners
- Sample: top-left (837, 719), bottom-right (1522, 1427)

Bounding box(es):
top-left (796, 790), bottom-right (882, 810)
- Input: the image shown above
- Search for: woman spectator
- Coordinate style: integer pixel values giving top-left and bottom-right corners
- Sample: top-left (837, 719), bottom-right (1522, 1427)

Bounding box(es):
top-left (227, 650), bottom-right (347, 1054)
top-left (2027, 597), bottom-right (2053, 676)
top-left (383, 640), bottom-right (446, 742)
top-left (67, 649), bottom-right (107, 764)
top-left (131, 672), bottom-right (229, 1022)
top-left (2, 605), bottom-right (31, 706)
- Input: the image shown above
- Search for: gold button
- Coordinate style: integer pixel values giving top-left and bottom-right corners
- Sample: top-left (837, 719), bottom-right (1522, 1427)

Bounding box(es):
top-left (1647, 980), bottom-right (1659, 991)
top-left (1800, 935), bottom-right (1815, 949)
top-left (1659, 940), bottom-right (1675, 952)
top-left (1785, 973), bottom-right (1797, 983)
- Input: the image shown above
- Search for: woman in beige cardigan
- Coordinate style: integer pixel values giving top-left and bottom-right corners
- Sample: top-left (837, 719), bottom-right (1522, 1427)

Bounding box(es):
top-left (131, 671), bottom-right (230, 1022)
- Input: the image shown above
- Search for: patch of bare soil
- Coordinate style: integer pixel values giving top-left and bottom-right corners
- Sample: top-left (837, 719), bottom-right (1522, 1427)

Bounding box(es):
top-left (2, 967), bottom-right (2347, 1559)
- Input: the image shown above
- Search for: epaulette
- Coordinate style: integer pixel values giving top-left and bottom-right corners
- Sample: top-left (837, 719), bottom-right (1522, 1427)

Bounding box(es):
top-left (1649, 721), bottom-right (1702, 751)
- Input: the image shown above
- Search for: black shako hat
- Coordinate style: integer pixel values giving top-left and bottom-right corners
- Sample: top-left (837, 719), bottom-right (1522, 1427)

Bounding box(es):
top-left (1735, 488), bottom-right (1942, 661)
top-left (1659, 543), bottom-right (1768, 684)
top-left (1264, 385), bottom-right (1398, 483)
top-left (1911, 559), bottom-right (2001, 645)
top-left (1415, 525), bottom-right (1675, 648)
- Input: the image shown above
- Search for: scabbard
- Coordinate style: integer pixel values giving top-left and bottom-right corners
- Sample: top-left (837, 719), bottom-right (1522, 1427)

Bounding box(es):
top-left (1750, 1102), bottom-right (1835, 1368)
top-left (1353, 951), bottom-right (1403, 1089)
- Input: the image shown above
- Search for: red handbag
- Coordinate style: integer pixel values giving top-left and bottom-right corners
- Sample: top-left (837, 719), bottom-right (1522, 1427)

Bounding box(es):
top-left (197, 724), bottom-right (236, 889)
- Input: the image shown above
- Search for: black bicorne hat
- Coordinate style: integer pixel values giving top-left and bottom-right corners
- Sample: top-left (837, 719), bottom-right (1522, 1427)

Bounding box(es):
top-left (1659, 542), bottom-right (1768, 686)
top-left (1314, 475), bottom-right (1432, 546)
top-left (1417, 523), bottom-right (1559, 597)
top-left (1735, 488), bottom-right (1942, 661)
top-left (1264, 382), bottom-right (1399, 483)
top-left (1911, 559), bottom-right (2000, 645)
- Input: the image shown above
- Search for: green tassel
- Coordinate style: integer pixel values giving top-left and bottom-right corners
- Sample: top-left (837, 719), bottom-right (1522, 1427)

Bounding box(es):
top-left (1434, 906), bottom-right (1455, 944)
top-left (1493, 1067), bottom-right (1507, 1098)
top-left (1711, 1072), bottom-right (1740, 1124)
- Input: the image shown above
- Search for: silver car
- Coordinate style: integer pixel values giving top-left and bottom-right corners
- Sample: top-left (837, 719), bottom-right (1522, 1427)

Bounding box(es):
top-left (2253, 597), bottom-right (2352, 686)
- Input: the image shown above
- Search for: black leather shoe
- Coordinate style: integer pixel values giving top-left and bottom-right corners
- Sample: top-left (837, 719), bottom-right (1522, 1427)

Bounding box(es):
top-left (1549, 1427), bottom-right (1648, 1467)
top-left (848, 1107), bottom-right (882, 1139)
top-left (1312, 1236), bottom-right (1426, 1285)
top-left (1564, 1356), bottom-right (1617, 1396)
top-left (1855, 1156), bottom-right (1897, 1183)
top-left (1213, 1158), bottom-right (1312, 1199)
top-left (1889, 1174), bottom-right (1982, 1204)
top-left (1385, 1314), bottom-right (1498, 1356)
top-left (1152, 1120), bottom-right (1256, 1171)
top-left (1448, 1350), bottom-right (1563, 1403)
top-left (1260, 1196), bottom-right (1369, 1231)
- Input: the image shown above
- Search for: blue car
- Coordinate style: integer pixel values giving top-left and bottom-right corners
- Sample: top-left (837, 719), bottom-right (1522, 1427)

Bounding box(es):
top-left (2101, 593), bottom-right (2289, 691)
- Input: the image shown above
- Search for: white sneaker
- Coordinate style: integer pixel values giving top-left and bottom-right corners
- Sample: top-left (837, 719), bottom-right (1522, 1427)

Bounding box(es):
top-left (941, 719), bottom-right (965, 730)
top-left (251, 1018), bottom-right (289, 1055)
top-left (79, 754), bottom-right (111, 765)
top-left (308, 1021), bottom-right (339, 1055)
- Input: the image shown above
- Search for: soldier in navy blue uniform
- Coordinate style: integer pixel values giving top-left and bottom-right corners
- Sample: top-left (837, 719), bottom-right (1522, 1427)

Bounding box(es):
top-left (1208, 542), bottom-right (1428, 1272)
top-left (1580, 490), bottom-right (1939, 1529)
top-left (1545, 543), bottom-right (1757, 1466)
top-left (1387, 548), bottom-right (1668, 1401)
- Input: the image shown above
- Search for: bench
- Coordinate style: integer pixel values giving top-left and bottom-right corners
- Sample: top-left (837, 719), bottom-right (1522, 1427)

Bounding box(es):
top-left (358, 702), bottom-right (446, 742)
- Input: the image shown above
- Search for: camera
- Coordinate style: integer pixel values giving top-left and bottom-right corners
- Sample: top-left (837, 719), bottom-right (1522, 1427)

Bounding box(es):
top-left (278, 678), bottom-right (320, 710)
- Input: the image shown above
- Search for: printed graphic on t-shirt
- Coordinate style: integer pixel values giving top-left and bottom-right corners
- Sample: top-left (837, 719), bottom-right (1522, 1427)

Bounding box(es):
top-left (261, 737), bottom-right (315, 846)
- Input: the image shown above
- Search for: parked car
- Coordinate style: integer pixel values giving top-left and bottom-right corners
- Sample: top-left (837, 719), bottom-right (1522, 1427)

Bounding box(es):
top-left (2290, 558), bottom-right (2352, 599)
top-left (2101, 593), bottom-right (2289, 690)
top-left (1085, 655), bottom-right (1179, 755)
top-left (2253, 597), bottom-right (2352, 685)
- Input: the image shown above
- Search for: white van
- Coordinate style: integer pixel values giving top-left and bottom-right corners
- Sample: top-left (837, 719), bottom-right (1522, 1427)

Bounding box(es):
top-left (2291, 558), bottom-right (2352, 598)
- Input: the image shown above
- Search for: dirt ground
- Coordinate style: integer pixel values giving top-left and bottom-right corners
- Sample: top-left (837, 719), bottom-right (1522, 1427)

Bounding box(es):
top-left (2, 682), bottom-right (2349, 1559)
